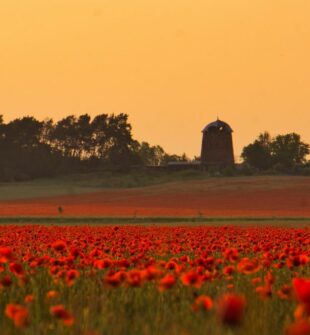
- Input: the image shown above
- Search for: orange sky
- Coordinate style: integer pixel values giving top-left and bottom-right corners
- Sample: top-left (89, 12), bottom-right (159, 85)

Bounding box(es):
top-left (1, 0), bottom-right (310, 159)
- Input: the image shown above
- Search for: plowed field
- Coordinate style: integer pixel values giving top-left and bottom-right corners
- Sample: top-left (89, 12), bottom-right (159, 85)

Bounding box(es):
top-left (0, 176), bottom-right (309, 217)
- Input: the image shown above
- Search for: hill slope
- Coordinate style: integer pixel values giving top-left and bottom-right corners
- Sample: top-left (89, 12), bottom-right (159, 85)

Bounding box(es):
top-left (0, 176), bottom-right (309, 217)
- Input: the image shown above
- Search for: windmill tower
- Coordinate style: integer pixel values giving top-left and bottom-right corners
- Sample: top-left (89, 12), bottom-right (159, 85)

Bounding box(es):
top-left (201, 119), bottom-right (234, 168)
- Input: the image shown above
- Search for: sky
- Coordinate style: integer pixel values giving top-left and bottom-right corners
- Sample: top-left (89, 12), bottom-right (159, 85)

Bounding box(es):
top-left (1, 0), bottom-right (310, 160)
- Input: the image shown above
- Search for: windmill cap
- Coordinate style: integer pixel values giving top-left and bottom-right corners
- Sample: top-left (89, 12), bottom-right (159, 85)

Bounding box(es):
top-left (202, 119), bottom-right (233, 133)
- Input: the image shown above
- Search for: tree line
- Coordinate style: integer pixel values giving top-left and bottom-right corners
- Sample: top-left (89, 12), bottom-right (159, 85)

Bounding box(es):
top-left (0, 114), bottom-right (188, 181)
top-left (241, 132), bottom-right (310, 174)
top-left (0, 113), bottom-right (309, 181)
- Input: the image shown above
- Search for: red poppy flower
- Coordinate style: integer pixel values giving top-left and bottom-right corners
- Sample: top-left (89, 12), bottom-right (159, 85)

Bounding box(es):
top-left (286, 320), bottom-right (310, 335)
top-left (50, 305), bottom-right (74, 326)
top-left (237, 258), bottom-right (260, 275)
top-left (46, 290), bottom-right (59, 300)
top-left (192, 295), bottom-right (213, 312)
top-left (294, 303), bottom-right (310, 320)
top-left (94, 259), bottom-right (112, 269)
top-left (223, 265), bottom-right (235, 276)
top-left (251, 277), bottom-right (262, 286)
top-left (264, 271), bottom-right (275, 286)
top-left (104, 274), bottom-right (121, 288)
top-left (24, 295), bottom-right (34, 303)
top-left (293, 278), bottom-right (310, 304)
top-left (223, 248), bottom-right (239, 262)
top-left (181, 271), bottom-right (203, 288)
top-left (9, 263), bottom-right (24, 276)
top-left (0, 275), bottom-right (12, 287)
top-left (5, 304), bottom-right (29, 328)
top-left (66, 269), bottom-right (79, 286)
top-left (126, 270), bottom-right (142, 287)
top-left (256, 285), bottom-right (272, 300)
top-left (52, 240), bottom-right (67, 252)
top-left (0, 247), bottom-right (13, 263)
top-left (141, 266), bottom-right (160, 281)
top-left (277, 284), bottom-right (293, 300)
top-left (159, 274), bottom-right (176, 291)
top-left (217, 293), bottom-right (246, 326)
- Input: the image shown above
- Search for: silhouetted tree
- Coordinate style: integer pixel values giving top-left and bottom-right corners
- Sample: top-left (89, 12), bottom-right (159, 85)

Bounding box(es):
top-left (241, 132), bottom-right (273, 171)
top-left (271, 133), bottom-right (309, 168)
top-left (242, 131), bottom-right (309, 172)
top-left (0, 113), bottom-right (154, 180)
top-left (0, 112), bottom-right (195, 180)
top-left (4, 116), bottom-right (43, 149)
top-left (136, 142), bottom-right (165, 166)
top-left (50, 115), bottom-right (80, 158)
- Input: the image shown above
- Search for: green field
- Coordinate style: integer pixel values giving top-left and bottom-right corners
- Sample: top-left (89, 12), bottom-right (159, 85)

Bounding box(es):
top-left (0, 170), bottom-right (204, 201)
top-left (0, 217), bottom-right (310, 227)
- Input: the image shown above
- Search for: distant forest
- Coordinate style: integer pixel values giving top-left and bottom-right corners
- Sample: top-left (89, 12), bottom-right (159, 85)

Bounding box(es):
top-left (0, 114), bottom-right (188, 181)
top-left (0, 114), bottom-right (309, 182)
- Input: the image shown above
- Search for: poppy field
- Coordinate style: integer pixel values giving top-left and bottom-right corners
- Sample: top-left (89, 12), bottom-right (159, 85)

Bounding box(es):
top-left (1, 176), bottom-right (309, 217)
top-left (0, 224), bottom-right (309, 335)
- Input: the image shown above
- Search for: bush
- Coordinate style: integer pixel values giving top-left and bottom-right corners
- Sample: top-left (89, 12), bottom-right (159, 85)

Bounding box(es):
top-left (237, 164), bottom-right (256, 176)
top-left (221, 166), bottom-right (236, 177)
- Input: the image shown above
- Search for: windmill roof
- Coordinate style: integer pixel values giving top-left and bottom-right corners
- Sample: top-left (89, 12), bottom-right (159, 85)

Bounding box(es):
top-left (202, 119), bottom-right (233, 133)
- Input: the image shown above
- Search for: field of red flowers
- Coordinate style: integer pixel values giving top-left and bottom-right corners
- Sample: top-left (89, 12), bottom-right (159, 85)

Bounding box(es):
top-left (0, 224), bottom-right (309, 335)
top-left (1, 176), bottom-right (309, 217)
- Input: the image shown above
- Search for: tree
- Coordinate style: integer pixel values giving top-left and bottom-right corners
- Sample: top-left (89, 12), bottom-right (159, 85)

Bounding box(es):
top-left (0, 115), bottom-right (4, 140)
top-left (241, 132), bottom-right (273, 171)
top-left (271, 133), bottom-right (309, 168)
top-left (0, 116), bottom-right (61, 180)
top-left (4, 116), bottom-right (43, 149)
top-left (75, 114), bottom-right (92, 159)
top-left (105, 114), bottom-right (136, 167)
top-left (162, 152), bottom-right (189, 165)
top-left (90, 114), bottom-right (109, 159)
top-left (136, 142), bottom-right (165, 166)
top-left (49, 115), bottom-right (78, 158)
top-left (133, 142), bottom-right (190, 166)
top-left (0, 112), bottom-right (188, 180)
top-left (242, 131), bottom-right (310, 172)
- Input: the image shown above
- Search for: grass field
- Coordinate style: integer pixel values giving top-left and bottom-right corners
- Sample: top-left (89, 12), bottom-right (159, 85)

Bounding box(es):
top-left (0, 223), bottom-right (309, 335)
top-left (0, 217), bottom-right (310, 227)
top-left (0, 170), bottom-right (203, 201)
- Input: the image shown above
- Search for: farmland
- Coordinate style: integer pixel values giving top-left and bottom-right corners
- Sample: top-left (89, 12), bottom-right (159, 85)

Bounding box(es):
top-left (0, 175), bottom-right (309, 217)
